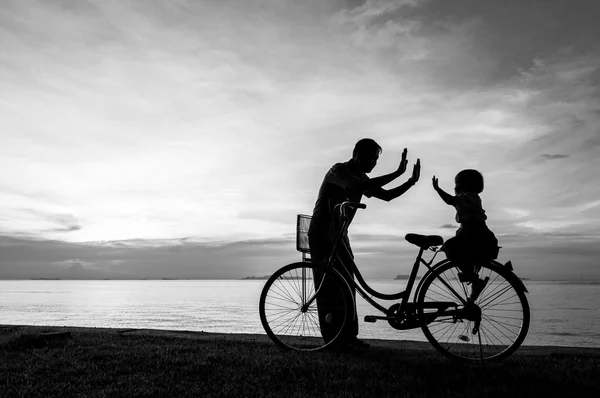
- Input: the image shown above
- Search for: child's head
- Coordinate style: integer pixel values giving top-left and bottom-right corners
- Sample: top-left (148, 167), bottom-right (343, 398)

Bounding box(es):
top-left (454, 169), bottom-right (484, 194)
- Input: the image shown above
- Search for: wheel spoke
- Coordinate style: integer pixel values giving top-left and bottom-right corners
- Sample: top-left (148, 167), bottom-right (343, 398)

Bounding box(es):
top-left (260, 263), bottom-right (350, 351)
top-left (417, 261), bottom-right (530, 361)
top-left (479, 284), bottom-right (514, 308)
top-left (272, 281), bottom-right (299, 306)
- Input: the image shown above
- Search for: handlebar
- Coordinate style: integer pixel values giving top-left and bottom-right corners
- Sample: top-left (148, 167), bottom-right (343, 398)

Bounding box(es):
top-left (337, 201), bottom-right (367, 220)
top-left (343, 201), bottom-right (367, 210)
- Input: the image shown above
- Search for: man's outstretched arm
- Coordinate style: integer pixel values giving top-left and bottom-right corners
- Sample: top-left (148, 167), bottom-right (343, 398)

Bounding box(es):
top-left (336, 148), bottom-right (409, 192)
top-left (369, 159), bottom-right (420, 202)
top-left (360, 169), bottom-right (403, 192)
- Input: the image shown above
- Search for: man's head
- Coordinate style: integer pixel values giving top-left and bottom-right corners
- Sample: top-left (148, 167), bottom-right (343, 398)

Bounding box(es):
top-left (352, 138), bottom-right (382, 173)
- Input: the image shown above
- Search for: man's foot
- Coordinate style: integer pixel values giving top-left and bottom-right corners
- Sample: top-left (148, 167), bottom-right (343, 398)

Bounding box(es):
top-left (326, 338), bottom-right (370, 352)
top-left (469, 276), bottom-right (489, 301)
top-left (348, 338), bottom-right (370, 348)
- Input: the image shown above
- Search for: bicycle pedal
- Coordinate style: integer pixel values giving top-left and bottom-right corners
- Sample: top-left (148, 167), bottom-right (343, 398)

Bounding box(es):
top-left (364, 315), bottom-right (378, 323)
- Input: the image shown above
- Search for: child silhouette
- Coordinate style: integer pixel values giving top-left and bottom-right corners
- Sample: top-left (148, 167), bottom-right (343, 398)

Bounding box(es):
top-left (432, 169), bottom-right (499, 300)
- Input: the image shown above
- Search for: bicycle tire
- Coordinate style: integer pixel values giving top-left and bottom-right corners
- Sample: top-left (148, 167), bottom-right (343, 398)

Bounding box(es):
top-left (417, 261), bottom-right (530, 361)
top-left (259, 262), bottom-right (353, 352)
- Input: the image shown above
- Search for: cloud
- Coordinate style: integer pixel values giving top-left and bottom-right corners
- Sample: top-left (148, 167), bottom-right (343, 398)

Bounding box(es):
top-left (0, 234), bottom-right (298, 280)
top-left (337, 0), bottom-right (430, 30)
top-left (0, 207), bottom-right (83, 236)
top-left (1, 0), bottom-right (600, 281)
top-left (501, 208), bottom-right (530, 219)
top-left (538, 154), bottom-right (569, 161)
top-left (52, 258), bottom-right (94, 270)
top-left (44, 212), bottom-right (82, 232)
top-left (578, 200), bottom-right (600, 213)
top-left (385, 0), bottom-right (600, 84)
top-left (334, 0), bottom-right (491, 90)
top-left (51, 224), bottom-right (82, 232)
top-left (515, 220), bottom-right (587, 233)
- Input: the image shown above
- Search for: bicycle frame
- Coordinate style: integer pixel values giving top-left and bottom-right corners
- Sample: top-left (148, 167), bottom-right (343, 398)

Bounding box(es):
top-left (302, 204), bottom-right (469, 319)
top-left (335, 238), bottom-right (468, 314)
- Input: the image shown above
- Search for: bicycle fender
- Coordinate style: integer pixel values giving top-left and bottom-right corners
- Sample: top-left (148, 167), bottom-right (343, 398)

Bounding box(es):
top-left (413, 259), bottom-right (529, 301)
top-left (491, 260), bottom-right (529, 293)
top-left (514, 277), bottom-right (529, 293)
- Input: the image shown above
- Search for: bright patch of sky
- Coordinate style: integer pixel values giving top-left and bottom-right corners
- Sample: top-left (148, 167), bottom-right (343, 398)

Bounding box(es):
top-left (1, 0), bottom-right (599, 279)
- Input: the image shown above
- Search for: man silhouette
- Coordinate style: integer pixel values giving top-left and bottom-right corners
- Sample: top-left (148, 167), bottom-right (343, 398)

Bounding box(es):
top-left (308, 138), bottom-right (420, 349)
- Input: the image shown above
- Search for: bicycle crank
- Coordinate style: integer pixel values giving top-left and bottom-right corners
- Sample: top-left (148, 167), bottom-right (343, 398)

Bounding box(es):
top-left (386, 303), bottom-right (421, 330)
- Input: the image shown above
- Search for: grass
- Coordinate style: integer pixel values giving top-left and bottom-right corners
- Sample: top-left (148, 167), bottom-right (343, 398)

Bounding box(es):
top-left (0, 326), bottom-right (599, 397)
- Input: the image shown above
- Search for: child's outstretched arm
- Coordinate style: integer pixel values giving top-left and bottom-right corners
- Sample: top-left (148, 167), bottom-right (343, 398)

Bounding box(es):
top-left (432, 176), bottom-right (455, 206)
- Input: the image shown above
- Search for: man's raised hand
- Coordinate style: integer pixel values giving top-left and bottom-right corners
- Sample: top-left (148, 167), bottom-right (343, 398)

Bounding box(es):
top-left (432, 175), bottom-right (439, 190)
top-left (397, 148), bottom-right (408, 175)
top-left (410, 159), bottom-right (421, 183)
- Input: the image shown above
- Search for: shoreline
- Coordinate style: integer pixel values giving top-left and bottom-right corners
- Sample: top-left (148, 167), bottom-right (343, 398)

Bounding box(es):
top-left (3, 324), bottom-right (599, 357)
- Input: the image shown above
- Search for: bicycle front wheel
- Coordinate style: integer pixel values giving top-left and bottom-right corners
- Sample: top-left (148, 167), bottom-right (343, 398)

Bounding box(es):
top-left (417, 261), bottom-right (530, 361)
top-left (259, 262), bottom-right (352, 352)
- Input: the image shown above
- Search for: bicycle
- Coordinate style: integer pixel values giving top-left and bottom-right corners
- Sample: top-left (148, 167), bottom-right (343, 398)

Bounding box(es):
top-left (259, 201), bottom-right (530, 361)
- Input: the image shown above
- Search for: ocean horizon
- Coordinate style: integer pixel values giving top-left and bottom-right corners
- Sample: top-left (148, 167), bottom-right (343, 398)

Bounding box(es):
top-left (1, 279), bottom-right (599, 349)
top-left (6, 277), bottom-right (600, 283)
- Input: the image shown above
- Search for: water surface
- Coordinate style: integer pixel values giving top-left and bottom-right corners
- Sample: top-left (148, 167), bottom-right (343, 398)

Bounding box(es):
top-left (1, 280), bottom-right (598, 347)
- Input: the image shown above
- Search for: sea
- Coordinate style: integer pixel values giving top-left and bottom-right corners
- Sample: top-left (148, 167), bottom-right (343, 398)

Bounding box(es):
top-left (1, 279), bottom-right (599, 348)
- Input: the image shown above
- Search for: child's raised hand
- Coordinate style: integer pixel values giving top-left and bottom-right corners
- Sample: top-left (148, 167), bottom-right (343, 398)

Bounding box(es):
top-left (432, 176), bottom-right (439, 190)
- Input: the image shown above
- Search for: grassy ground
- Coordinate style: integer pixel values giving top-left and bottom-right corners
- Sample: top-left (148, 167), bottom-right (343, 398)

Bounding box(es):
top-left (0, 325), bottom-right (599, 397)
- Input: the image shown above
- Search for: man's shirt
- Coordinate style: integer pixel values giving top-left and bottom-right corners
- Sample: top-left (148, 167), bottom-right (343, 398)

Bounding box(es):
top-left (308, 161), bottom-right (372, 237)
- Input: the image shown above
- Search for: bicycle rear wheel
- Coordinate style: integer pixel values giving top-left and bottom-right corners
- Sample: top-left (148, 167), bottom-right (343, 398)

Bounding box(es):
top-left (417, 261), bottom-right (530, 361)
top-left (259, 262), bottom-right (351, 351)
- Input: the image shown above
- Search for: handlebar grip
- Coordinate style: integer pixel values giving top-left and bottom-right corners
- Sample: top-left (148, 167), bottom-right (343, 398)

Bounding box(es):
top-left (344, 202), bottom-right (367, 210)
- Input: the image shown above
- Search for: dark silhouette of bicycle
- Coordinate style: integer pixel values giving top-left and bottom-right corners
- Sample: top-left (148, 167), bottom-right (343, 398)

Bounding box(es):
top-left (259, 201), bottom-right (530, 361)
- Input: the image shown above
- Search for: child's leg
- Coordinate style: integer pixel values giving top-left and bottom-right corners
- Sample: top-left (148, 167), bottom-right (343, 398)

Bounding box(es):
top-left (445, 235), bottom-right (489, 299)
top-left (468, 229), bottom-right (498, 274)
top-left (444, 236), bottom-right (477, 279)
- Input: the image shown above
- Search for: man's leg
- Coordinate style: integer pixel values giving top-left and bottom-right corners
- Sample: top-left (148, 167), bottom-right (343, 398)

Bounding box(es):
top-left (309, 234), bottom-right (345, 344)
top-left (336, 238), bottom-right (359, 343)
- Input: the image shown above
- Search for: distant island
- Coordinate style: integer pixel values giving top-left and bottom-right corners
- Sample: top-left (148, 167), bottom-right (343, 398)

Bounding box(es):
top-left (29, 278), bottom-right (61, 280)
top-left (394, 274), bottom-right (410, 280)
top-left (242, 275), bottom-right (312, 280)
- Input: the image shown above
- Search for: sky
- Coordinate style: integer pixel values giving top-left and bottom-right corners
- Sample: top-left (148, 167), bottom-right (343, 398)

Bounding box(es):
top-left (1, 0), bottom-right (599, 280)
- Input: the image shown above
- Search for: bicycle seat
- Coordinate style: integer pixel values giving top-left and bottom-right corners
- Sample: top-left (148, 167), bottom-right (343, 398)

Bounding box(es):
top-left (405, 234), bottom-right (444, 249)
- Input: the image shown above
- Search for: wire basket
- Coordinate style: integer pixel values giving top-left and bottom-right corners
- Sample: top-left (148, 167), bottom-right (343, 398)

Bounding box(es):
top-left (296, 214), bottom-right (311, 253)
